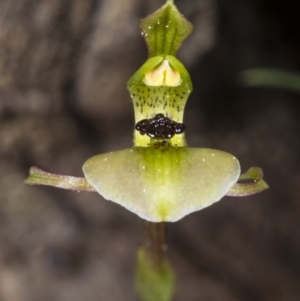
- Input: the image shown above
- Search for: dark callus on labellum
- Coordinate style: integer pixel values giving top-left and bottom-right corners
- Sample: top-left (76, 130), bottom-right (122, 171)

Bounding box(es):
top-left (135, 113), bottom-right (185, 139)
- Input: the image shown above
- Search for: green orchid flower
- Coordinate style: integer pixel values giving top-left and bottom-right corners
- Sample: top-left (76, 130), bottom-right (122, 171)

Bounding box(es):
top-left (25, 0), bottom-right (268, 224)
top-left (25, 2), bottom-right (269, 299)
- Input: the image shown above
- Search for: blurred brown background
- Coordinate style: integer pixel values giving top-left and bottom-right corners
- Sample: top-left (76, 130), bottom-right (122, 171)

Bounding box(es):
top-left (0, 0), bottom-right (300, 300)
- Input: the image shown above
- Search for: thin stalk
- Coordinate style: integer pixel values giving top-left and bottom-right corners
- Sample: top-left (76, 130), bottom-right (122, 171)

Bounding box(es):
top-left (143, 221), bottom-right (167, 269)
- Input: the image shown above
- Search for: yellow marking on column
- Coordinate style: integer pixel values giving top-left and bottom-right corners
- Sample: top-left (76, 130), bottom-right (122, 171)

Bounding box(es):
top-left (143, 60), bottom-right (182, 87)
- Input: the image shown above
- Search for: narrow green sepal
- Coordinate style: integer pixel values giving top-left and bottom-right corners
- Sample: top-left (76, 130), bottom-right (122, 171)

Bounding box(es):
top-left (135, 247), bottom-right (175, 301)
top-left (140, 1), bottom-right (193, 57)
top-left (227, 167), bottom-right (269, 197)
top-left (25, 167), bottom-right (95, 192)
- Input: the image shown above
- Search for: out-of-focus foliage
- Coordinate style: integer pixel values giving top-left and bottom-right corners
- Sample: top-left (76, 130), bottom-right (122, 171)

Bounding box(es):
top-left (240, 68), bottom-right (300, 94)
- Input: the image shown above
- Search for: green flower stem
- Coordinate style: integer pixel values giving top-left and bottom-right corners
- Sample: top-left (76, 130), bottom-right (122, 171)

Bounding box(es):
top-left (144, 222), bottom-right (167, 269)
top-left (226, 167), bottom-right (269, 197)
top-left (136, 222), bottom-right (175, 301)
top-left (25, 167), bottom-right (95, 192)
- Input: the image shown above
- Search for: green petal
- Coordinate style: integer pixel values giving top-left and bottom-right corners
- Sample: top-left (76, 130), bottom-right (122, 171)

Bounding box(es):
top-left (227, 167), bottom-right (269, 196)
top-left (140, 0), bottom-right (193, 57)
top-left (82, 147), bottom-right (240, 222)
